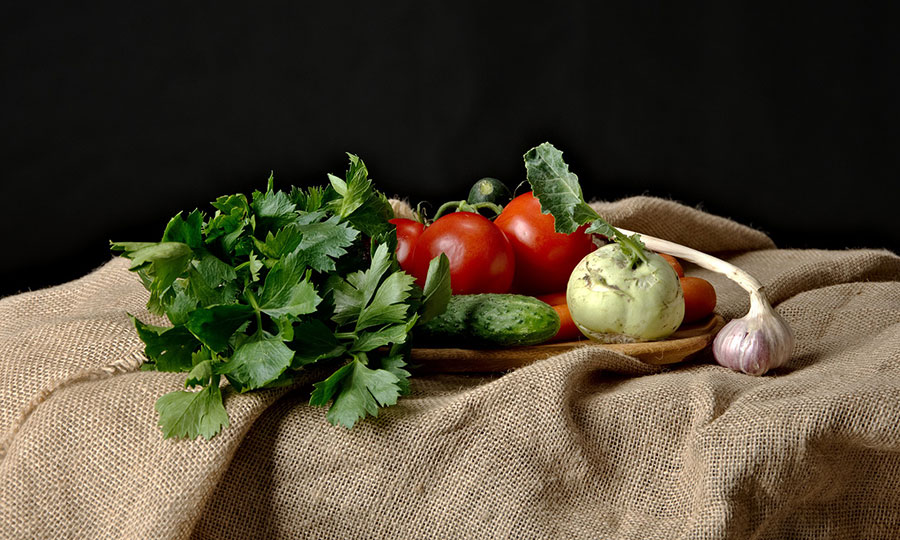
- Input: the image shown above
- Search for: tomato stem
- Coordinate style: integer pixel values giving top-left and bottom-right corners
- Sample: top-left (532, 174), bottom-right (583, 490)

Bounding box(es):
top-left (432, 200), bottom-right (504, 221)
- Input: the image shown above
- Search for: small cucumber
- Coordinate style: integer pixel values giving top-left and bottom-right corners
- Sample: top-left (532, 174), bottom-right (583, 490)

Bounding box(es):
top-left (466, 177), bottom-right (512, 207)
top-left (418, 293), bottom-right (560, 347)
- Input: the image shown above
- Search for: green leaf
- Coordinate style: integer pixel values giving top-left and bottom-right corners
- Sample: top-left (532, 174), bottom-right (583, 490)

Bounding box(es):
top-left (355, 270), bottom-right (416, 331)
top-left (251, 176), bottom-right (297, 231)
top-left (309, 357), bottom-right (401, 428)
top-left (183, 253), bottom-right (240, 307)
top-left (162, 210), bottom-right (204, 249)
top-left (583, 220), bottom-right (619, 239)
top-left (419, 253), bottom-right (451, 324)
top-left (155, 382), bottom-right (229, 440)
top-left (185, 359), bottom-right (214, 387)
top-left (350, 323), bottom-right (411, 353)
top-left (380, 354), bottom-right (412, 396)
top-left (292, 185), bottom-right (326, 212)
top-left (295, 217), bottom-right (359, 273)
top-left (206, 194), bottom-right (249, 252)
top-left (252, 223), bottom-right (304, 260)
top-left (110, 241), bottom-right (156, 254)
top-left (350, 242), bottom-right (394, 308)
top-left (185, 304), bottom-right (255, 353)
top-left (115, 242), bottom-right (194, 313)
top-left (124, 241), bottom-right (193, 277)
top-left (211, 193), bottom-right (250, 215)
top-left (328, 242), bottom-right (393, 326)
top-left (219, 334), bottom-right (295, 391)
top-left (164, 281), bottom-right (198, 326)
top-left (523, 142), bottom-right (599, 234)
top-left (132, 317), bottom-right (200, 372)
top-left (327, 154), bottom-right (394, 237)
top-left (524, 142), bottom-right (648, 266)
top-left (290, 319), bottom-right (346, 367)
top-left (326, 154), bottom-right (369, 218)
top-left (257, 251), bottom-right (322, 318)
top-left (194, 252), bottom-right (238, 287)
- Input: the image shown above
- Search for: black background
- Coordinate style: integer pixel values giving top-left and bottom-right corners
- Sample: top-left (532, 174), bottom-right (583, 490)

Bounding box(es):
top-left (2, 2), bottom-right (898, 298)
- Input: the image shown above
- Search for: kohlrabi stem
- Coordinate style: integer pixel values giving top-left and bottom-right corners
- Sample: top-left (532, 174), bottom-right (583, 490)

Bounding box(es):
top-left (617, 228), bottom-right (763, 294)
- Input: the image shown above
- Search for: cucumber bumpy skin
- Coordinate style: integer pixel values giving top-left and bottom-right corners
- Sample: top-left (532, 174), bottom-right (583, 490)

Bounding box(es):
top-left (418, 293), bottom-right (560, 348)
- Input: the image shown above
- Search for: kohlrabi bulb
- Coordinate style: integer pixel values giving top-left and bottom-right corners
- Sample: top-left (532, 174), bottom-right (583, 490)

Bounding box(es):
top-left (566, 244), bottom-right (684, 343)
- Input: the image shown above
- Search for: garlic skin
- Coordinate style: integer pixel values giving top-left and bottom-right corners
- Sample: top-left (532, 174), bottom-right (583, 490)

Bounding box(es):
top-left (712, 292), bottom-right (795, 375)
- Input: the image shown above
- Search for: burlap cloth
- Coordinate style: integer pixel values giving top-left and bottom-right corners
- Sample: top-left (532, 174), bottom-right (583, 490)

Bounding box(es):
top-left (2, 196), bottom-right (899, 539)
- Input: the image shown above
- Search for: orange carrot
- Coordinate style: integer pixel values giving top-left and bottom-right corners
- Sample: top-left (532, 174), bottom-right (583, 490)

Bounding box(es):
top-left (548, 303), bottom-right (583, 343)
top-left (680, 276), bottom-right (716, 323)
top-left (535, 291), bottom-right (567, 306)
top-left (659, 253), bottom-right (684, 277)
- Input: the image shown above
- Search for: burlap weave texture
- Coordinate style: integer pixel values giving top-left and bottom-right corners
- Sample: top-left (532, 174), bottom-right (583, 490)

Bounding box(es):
top-left (2, 196), bottom-right (899, 539)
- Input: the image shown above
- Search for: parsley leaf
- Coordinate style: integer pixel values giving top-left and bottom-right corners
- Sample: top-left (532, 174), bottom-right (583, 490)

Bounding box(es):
top-left (155, 379), bottom-right (229, 440)
top-left (114, 154), bottom-right (452, 439)
top-left (419, 253), bottom-right (451, 324)
top-left (308, 357), bottom-right (401, 428)
top-left (132, 317), bottom-right (200, 372)
top-left (112, 241), bottom-right (193, 313)
top-left (295, 217), bottom-right (359, 272)
top-left (219, 334), bottom-right (295, 391)
top-left (251, 173), bottom-right (298, 232)
top-left (185, 304), bottom-right (255, 353)
top-left (256, 250), bottom-right (321, 318)
top-left (162, 210), bottom-right (204, 249)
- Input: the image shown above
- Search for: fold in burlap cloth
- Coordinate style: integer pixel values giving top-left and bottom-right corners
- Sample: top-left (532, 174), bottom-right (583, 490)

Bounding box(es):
top-left (2, 196), bottom-right (899, 539)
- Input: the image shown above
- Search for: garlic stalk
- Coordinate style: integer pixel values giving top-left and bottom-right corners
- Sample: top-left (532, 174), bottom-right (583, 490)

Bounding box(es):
top-left (616, 228), bottom-right (794, 375)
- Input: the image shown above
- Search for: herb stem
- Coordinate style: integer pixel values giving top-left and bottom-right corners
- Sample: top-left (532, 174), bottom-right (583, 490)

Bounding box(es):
top-left (245, 291), bottom-right (264, 336)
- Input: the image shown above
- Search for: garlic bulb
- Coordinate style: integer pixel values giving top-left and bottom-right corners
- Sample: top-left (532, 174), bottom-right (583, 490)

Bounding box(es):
top-left (617, 228), bottom-right (795, 375)
top-left (711, 291), bottom-right (794, 374)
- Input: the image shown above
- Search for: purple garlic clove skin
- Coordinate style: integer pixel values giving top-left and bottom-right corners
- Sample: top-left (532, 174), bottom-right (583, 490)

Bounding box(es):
top-left (712, 293), bottom-right (795, 376)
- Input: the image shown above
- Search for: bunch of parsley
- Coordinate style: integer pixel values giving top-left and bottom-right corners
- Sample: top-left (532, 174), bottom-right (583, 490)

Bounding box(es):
top-left (112, 154), bottom-right (450, 439)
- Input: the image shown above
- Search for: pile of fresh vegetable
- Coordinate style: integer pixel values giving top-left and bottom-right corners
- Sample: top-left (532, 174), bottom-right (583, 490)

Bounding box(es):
top-left (113, 142), bottom-right (791, 440)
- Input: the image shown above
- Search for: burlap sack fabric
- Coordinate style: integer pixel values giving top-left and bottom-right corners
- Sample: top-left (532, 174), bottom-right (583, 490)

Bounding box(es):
top-left (2, 196), bottom-right (899, 539)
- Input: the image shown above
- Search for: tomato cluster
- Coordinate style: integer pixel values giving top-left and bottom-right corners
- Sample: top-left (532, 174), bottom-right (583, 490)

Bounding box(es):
top-left (391, 191), bottom-right (594, 297)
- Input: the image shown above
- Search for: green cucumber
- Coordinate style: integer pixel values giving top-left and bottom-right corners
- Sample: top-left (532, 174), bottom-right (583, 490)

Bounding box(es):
top-left (417, 293), bottom-right (560, 347)
top-left (467, 177), bottom-right (512, 207)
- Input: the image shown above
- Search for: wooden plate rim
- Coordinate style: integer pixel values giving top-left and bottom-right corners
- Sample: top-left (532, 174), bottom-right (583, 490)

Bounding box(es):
top-left (410, 313), bottom-right (725, 372)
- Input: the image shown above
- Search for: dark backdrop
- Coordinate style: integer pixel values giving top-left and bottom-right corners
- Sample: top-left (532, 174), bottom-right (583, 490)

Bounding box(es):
top-left (2, 2), bottom-right (898, 298)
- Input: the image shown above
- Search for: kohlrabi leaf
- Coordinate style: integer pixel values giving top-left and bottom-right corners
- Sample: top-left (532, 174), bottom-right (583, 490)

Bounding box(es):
top-left (524, 141), bottom-right (648, 266)
top-left (523, 142), bottom-right (600, 234)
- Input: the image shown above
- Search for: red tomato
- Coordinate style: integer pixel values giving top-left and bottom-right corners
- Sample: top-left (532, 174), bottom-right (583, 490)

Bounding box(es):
top-left (389, 218), bottom-right (424, 273)
top-left (410, 212), bottom-right (515, 295)
top-left (493, 192), bottom-right (596, 295)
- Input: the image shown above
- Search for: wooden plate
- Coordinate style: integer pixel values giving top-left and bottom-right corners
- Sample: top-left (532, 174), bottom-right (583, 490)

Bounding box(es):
top-left (411, 313), bottom-right (725, 373)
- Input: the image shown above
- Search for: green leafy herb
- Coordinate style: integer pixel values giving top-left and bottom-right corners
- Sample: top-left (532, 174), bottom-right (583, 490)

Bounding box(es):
top-left (112, 153), bottom-right (452, 439)
top-left (524, 142), bottom-right (648, 266)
